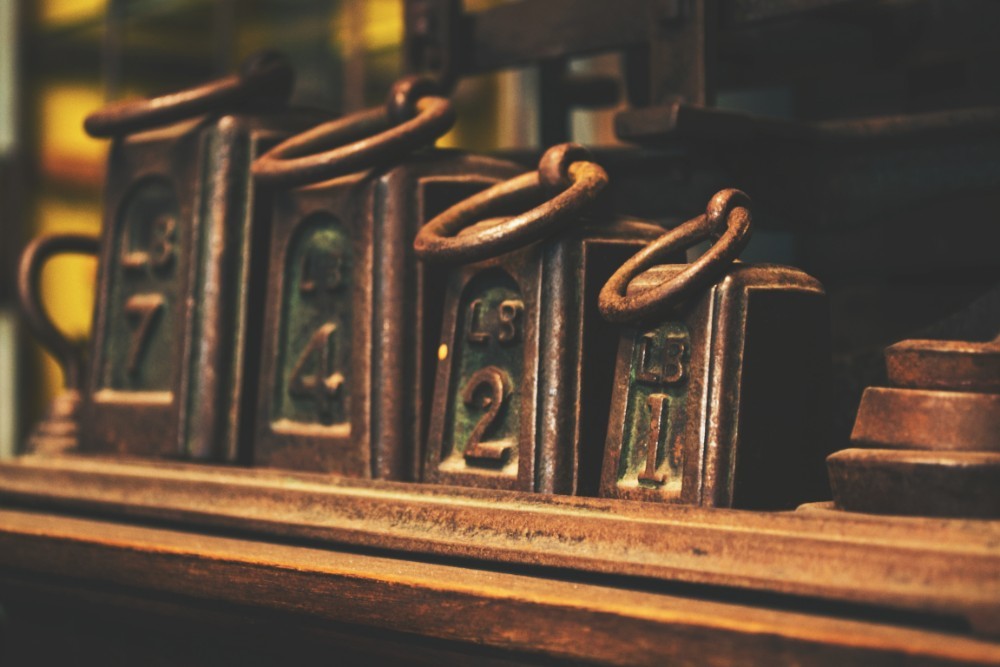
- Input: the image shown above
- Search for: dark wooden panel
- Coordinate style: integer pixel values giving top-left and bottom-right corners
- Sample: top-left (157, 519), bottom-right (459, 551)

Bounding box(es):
top-left (0, 508), bottom-right (998, 666)
top-left (0, 455), bottom-right (997, 636)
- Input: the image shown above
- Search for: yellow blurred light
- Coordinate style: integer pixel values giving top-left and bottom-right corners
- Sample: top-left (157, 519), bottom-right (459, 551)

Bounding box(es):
top-left (39, 83), bottom-right (107, 182)
top-left (40, 0), bottom-right (106, 27)
top-left (333, 0), bottom-right (402, 52)
top-left (365, 0), bottom-right (403, 51)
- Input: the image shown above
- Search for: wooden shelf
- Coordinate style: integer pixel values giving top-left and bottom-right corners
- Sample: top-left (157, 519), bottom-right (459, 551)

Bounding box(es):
top-left (0, 451), bottom-right (998, 665)
top-left (1, 505), bottom-right (999, 665)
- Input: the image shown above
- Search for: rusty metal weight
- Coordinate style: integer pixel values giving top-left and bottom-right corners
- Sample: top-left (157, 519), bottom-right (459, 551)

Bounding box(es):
top-left (598, 190), bottom-right (832, 508)
top-left (416, 144), bottom-right (664, 493)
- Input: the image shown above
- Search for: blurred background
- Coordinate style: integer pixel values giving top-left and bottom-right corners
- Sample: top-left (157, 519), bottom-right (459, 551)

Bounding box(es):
top-left (0, 0), bottom-right (630, 457)
top-left (2, 0), bottom-right (998, 458)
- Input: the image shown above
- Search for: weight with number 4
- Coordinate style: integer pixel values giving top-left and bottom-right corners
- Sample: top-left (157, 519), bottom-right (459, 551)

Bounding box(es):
top-left (415, 144), bottom-right (663, 494)
top-left (250, 77), bottom-right (521, 479)
top-left (598, 190), bottom-right (832, 508)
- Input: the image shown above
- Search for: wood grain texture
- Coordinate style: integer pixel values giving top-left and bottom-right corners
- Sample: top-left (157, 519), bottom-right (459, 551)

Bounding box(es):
top-left (0, 454), bottom-right (999, 637)
top-left (0, 508), bottom-right (998, 666)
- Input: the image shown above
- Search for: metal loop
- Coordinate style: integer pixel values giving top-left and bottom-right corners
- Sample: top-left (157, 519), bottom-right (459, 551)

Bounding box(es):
top-left (538, 142), bottom-right (594, 190)
top-left (84, 51), bottom-right (294, 138)
top-left (252, 76), bottom-right (455, 187)
top-left (413, 143), bottom-right (609, 264)
top-left (18, 234), bottom-right (100, 390)
top-left (599, 189), bottom-right (753, 323)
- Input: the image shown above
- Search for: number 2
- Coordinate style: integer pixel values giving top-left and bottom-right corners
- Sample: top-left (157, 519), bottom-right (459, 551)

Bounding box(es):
top-left (460, 366), bottom-right (514, 462)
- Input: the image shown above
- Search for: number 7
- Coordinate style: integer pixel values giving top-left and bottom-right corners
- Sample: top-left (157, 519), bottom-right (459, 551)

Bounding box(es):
top-left (123, 293), bottom-right (164, 376)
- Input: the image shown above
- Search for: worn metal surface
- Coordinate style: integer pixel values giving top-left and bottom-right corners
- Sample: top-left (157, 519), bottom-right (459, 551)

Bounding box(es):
top-left (80, 105), bottom-right (325, 461)
top-left (84, 51), bottom-right (295, 138)
top-left (17, 234), bottom-right (100, 391)
top-left (598, 191), bottom-right (830, 508)
top-left (17, 235), bottom-right (100, 456)
top-left (885, 336), bottom-right (1000, 393)
top-left (851, 387), bottom-right (1000, 452)
top-left (600, 263), bottom-right (830, 508)
top-left (828, 448), bottom-right (1000, 520)
top-left (598, 188), bottom-right (752, 323)
top-left (414, 143), bottom-right (608, 264)
top-left (250, 76), bottom-right (477, 477)
top-left (834, 329), bottom-right (1000, 518)
top-left (252, 76), bottom-right (455, 188)
top-left (253, 151), bottom-right (522, 478)
top-left (418, 145), bottom-right (663, 493)
top-left (1, 454), bottom-right (1000, 639)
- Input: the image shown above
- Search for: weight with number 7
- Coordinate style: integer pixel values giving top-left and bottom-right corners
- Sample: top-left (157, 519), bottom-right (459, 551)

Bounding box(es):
top-left (34, 54), bottom-right (326, 461)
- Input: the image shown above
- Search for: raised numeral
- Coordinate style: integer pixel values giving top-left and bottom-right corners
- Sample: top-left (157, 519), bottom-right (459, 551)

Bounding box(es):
top-left (288, 323), bottom-right (345, 421)
top-left (461, 366), bottom-right (514, 462)
top-left (638, 394), bottom-right (669, 484)
top-left (123, 293), bottom-right (164, 376)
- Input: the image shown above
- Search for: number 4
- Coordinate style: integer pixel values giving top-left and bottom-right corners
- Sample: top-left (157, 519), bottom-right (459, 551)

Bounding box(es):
top-left (289, 323), bottom-right (345, 421)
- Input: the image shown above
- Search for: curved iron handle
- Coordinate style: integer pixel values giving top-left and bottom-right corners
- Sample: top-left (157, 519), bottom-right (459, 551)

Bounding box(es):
top-left (599, 189), bottom-right (753, 323)
top-left (18, 234), bottom-right (100, 390)
top-left (84, 51), bottom-right (294, 138)
top-left (413, 143), bottom-right (609, 264)
top-left (252, 76), bottom-right (455, 188)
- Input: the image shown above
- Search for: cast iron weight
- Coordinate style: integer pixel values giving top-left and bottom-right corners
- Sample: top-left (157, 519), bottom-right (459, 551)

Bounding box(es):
top-left (829, 334), bottom-right (1000, 519)
top-left (22, 52), bottom-right (324, 462)
top-left (250, 76), bottom-right (520, 479)
top-left (416, 143), bottom-right (664, 494)
top-left (597, 191), bottom-right (832, 509)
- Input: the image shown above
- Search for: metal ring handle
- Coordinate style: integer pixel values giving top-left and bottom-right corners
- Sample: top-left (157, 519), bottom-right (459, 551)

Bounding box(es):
top-left (252, 76), bottom-right (456, 187)
top-left (84, 51), bottom-right (294, 138)
top-left (599, 189), bottom-right (753, 323)
top-left (413, 143), bottom-right (609, 264)
top-left (18, 234), bottom-right (100, 390)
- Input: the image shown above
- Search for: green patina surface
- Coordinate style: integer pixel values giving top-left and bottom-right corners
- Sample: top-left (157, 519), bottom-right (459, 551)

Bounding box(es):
top-left (445, 269), bottom-right (525, 470)
top-left (101, 177), bottom-right (182, 392)
top-left (273, 213), bottom-right (352, 426)
top-left (619, 321), bottom-right (691, 491)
